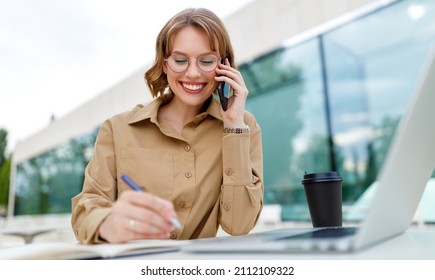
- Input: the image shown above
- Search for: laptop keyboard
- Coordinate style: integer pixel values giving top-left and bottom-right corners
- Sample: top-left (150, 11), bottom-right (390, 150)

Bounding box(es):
top-left (277, 227), bottom-right (358, 240)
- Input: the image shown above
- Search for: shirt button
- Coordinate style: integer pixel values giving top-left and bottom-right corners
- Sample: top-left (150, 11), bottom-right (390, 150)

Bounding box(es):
top-left (185, 171), bottom-right (192, 178)
top-left (225, 168), bottom-right (233, 176)
top-left (170, 232), bottom-right (178, 239)
top-left (184, 144), bottom-right (191, 152)
top-left (180, 201), bottom-right (187, 208)
top-left (223, 203), bottom-right (232, 211)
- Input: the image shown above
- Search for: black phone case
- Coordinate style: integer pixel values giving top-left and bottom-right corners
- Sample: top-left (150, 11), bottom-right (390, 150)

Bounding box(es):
top-left (217, 58), bottom-right (231, 111)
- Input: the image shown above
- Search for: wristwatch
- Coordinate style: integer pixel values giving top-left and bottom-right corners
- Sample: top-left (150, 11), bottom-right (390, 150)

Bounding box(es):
top-left (223, 126), bottom-right (250, 134)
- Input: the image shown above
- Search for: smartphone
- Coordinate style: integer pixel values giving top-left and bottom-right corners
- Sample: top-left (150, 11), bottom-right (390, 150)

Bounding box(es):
top-left (216, 58), bottom-right (234, 111)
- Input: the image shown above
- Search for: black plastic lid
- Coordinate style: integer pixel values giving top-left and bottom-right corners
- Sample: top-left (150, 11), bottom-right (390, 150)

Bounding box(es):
top-left (302, 171), bottom-right (342, 184)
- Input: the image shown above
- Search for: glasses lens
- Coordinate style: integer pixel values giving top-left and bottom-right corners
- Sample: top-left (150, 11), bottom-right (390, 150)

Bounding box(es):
top-left (197, 54), bottom-right (219, 72)
top-left (166, 54), bottom-right (219, 73)
top-left (167, 55), bottom-right (189, 73)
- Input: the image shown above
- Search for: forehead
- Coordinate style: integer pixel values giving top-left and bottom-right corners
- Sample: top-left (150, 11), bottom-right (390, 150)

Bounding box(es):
top-left (170, 26), bottom-right (217, 55)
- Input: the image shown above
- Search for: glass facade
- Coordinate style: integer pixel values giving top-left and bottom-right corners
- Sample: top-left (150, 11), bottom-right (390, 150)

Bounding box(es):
top-left (241, 0), bottom-right (435, 221)
top-left (14, 128), bottom-right (97, 215)
top-left (241, 39), bottom-right (330, 220)
top-left (13, 0), bottom-right (435, 222)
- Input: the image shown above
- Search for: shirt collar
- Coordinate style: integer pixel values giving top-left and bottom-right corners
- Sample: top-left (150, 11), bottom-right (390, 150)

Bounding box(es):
top-left (127, 98), bottom-right (162, 125)
top-left (127, 94), bottom-right (223, 125)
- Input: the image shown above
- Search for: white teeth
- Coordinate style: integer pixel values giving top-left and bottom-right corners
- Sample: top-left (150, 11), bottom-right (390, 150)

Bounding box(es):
top-left (183, 83), bottom-right (203, 90)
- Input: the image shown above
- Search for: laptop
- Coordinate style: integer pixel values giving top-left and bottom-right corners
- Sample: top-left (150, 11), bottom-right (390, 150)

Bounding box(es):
top-left (183, 47), bottom-right (435, 253)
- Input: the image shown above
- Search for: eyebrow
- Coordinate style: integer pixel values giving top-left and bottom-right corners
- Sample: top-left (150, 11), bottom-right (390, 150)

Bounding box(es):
top-left (170, 51), bottom-right (219, 57)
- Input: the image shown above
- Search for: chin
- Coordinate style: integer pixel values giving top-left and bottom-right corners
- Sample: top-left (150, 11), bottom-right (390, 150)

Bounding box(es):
top-left (179, 90), bottom-right (212, 106)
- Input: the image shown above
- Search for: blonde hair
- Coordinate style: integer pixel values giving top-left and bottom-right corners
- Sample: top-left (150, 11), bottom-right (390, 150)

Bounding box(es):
top-left (144, 8), bottom-right (235, 98)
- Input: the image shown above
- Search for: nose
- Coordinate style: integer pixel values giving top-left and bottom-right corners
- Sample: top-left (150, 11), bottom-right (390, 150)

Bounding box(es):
top-left (185, 58), bottom-right (201, 78)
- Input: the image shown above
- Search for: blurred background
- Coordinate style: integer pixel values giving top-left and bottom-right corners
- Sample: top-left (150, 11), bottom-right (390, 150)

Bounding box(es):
top-left (1, 0), bottom-right (435, 246)
top-left (0, 0), bottom-right (253, 153)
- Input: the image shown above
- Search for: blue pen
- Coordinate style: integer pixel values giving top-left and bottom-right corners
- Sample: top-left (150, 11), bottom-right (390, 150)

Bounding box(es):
top-left (121, 174), bottom-right (182, 229)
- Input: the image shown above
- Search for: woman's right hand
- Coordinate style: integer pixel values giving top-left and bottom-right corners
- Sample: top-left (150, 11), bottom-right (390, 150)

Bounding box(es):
top-left (98, 191), bottom-right (178, 243)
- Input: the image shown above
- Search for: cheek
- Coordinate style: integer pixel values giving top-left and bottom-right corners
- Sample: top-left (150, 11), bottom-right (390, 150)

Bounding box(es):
top-left (167, 76), bottom-right (177, 89)
top-left (208, 74), bottom-right (218, 91)
top-left (166, 72), bottom-right (181, 91)
top-left (165, 68), bottom-right (178, 83)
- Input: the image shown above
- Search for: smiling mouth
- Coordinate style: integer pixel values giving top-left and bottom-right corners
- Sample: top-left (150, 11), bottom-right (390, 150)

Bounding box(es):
top-left (182, 82), bottom-right (204, 91)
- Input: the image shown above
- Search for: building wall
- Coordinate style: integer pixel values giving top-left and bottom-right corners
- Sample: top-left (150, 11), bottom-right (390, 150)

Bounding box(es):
top-left (226, 0), bottom-right (377, 63)
top-left (12, 70), bottom-right (152, 164)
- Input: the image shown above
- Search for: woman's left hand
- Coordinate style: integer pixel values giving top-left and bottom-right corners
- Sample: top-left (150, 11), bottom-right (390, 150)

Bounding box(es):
top-left (215, 58), bottom-right (249, 128)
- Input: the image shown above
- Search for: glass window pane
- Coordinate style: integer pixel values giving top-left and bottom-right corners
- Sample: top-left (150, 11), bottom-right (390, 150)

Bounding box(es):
top-left (323, 0), bottom-right (435, 209)
top-left (243, 39), bottom-right (330, 221)
top-left (14, 128), bottom-right (97, 215)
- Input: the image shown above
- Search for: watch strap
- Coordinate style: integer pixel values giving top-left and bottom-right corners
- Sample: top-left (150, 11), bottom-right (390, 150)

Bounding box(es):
top-left (223, 127), bottom-right (250, 134)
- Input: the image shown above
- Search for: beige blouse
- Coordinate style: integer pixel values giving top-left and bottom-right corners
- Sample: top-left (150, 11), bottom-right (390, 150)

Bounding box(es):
top-left (71, 96), bottom-right (264, 244)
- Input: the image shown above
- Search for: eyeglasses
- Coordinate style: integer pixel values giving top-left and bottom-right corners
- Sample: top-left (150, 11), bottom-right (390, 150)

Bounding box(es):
top-left (164, 53), bottom-right (220, 73)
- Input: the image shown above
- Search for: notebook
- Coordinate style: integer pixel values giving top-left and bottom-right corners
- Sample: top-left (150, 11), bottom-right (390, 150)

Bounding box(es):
top-left (183, 47), bottom-right (435, 253)
top-left (0, 239), bottom-right (192, 260)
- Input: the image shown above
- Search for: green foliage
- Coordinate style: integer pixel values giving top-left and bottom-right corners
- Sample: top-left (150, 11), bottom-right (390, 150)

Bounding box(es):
top-left (0, 128), bottom-right (10, 215)
top-left (0, 128), bottom-right (7, 166)
top-left (0, 158), bottom-right (11, 207)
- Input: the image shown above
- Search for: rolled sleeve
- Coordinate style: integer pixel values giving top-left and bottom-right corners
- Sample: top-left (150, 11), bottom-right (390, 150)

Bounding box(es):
top-left (222, 133), bottom-right (252, 185)
top-left (220, 117), bottom-right (264, 235)
top-left (71, 120), bottom-right (117, 244)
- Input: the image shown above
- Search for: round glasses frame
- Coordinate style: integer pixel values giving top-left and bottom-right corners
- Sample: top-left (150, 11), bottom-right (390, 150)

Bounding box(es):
top-left (164, 53), bottom-right (221, 73)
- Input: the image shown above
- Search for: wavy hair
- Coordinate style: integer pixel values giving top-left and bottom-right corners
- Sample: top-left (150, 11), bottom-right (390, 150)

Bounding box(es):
top-left (144, 8), bottom-right (235, 98)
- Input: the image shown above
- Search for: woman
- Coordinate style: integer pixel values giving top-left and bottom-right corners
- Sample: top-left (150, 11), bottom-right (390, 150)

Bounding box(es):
top-left (72, 7), bottom-right (263, 244)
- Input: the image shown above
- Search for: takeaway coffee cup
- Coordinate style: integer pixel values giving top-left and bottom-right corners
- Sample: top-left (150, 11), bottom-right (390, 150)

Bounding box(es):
top-left (302, 171), bottom-right (343, 227)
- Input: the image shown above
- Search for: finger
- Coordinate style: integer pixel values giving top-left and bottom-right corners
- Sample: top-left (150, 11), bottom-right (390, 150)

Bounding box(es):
top-left (131, 208), bottom-right (173, 233)
top-left (132, 231), bottom-right (171, 241)
top-left (121, 191), bottom-right (176, 219)
top-left (216, 65), bottom-right (241, 80)
top-left (126, 216), bottom-right (171, 236)
top-left (118, 191), bottom-right (177, 231)
top-left (116, 218), bottom-right (170, 242)
top-left (215, 67), bottom-right (246, 92)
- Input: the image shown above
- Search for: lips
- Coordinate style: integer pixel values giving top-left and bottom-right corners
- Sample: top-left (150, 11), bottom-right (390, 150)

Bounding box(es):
top-left (182, 82), bottom-right (204, 93)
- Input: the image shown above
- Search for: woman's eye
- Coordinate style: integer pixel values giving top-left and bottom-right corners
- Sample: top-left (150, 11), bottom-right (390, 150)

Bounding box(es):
top-left (199, 60), bottom-right (213, 65)
top-left (175, 58), bottom-right (188, 64)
